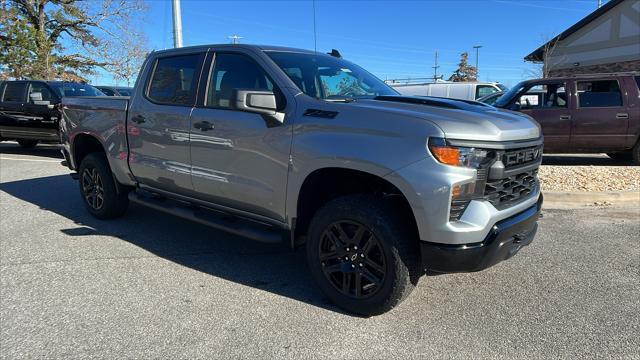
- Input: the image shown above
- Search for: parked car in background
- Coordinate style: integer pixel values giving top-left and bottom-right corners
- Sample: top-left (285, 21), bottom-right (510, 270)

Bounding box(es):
top-left (60, 44), bottom-right (543, 315)
top-left (390, 81), bottom-right (507, 101)
top-left (0, 81), bottom-right (104, 148)
top-left (493, 73), bottom-right (640, 163)
top-left (94, 86), bottom-right (133, 97)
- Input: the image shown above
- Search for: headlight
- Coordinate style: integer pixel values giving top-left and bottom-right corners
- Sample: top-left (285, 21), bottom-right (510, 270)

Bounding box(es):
top-left (428, 138), bottom-right (489, 168)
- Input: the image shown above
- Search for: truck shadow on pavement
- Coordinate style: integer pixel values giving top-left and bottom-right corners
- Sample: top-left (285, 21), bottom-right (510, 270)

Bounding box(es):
top-left (0, 143), bottom-right (63, 159)
top-left (0, 174), bottom-right (347, 314)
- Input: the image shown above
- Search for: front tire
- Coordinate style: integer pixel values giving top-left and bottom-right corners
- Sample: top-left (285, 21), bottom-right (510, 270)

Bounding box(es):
top-left (306, 195), bottom-right (420, 316)
top-left (78, 153), bottom-right (129, 219)
top-left (17, 139), bottom-right (38, 148)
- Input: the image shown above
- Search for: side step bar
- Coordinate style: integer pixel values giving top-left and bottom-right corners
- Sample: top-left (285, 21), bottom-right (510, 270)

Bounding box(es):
top-left (128, 191), bottom-right (283, 244)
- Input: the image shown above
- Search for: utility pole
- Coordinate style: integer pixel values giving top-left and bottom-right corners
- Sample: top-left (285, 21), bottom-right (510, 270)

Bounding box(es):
top-left (432, 51), bottom-right (441, 82)
top-left (227, 35), bottom-right (243, 44)
top-left (473, 45), bottom-right (482, 81)
top-left (172, 0), bottom-right (183, 48)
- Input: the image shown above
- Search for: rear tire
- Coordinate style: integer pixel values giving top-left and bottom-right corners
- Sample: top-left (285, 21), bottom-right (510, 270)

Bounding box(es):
top-left (306, 194), bottom-right (420, 316)
top-left (78, 153), bottom-right (129, 219)
top-left (633, 142), bottom-right (640, 165)
top-left (17, 139), bottom-right (38, 148)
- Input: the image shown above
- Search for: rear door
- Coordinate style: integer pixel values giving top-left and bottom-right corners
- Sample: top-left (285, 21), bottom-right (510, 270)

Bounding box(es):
top-left (570, 78), bottom-right (629, 151)
top-left (23, 82), bottom-right (59, 122)
top-left (127, 51), bottom-right (205, 195)
top-left (188, 51), bottom-right (292, 222)
top-left (517, 80), bottom-right (572, 152)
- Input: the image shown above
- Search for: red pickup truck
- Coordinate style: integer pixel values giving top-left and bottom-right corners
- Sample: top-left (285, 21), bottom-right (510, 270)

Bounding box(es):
top-left (494, 73), bottom-right (640, 164)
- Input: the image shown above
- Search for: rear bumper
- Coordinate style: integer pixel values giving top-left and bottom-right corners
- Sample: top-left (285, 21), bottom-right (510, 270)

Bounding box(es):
top-left (421, 194), bottom-right (542, 273)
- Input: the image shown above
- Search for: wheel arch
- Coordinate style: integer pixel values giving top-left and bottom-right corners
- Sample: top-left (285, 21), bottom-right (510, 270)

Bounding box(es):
top-left (290, 166), bottom-right (419, 245)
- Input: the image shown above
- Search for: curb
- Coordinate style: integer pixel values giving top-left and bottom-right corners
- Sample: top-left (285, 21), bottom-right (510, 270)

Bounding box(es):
top-left (542, 191), bottom-right (640, 209)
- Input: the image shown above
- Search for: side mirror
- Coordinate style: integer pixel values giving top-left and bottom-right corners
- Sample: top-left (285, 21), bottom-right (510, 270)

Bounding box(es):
top-left (232, 89), bottom-right (284, 123)
top-left (29, 92), bottom-right (43, 102)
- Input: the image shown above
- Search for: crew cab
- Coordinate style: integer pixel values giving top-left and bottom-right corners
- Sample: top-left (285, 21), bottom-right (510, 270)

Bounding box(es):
top-left (0, 80), bottom-right (104, 148)
top-left (60, 45), bottom-right (543, 315)
top-left (494, 73), bottom-right (640, 163)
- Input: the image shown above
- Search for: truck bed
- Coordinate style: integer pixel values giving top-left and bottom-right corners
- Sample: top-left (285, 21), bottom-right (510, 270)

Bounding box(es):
top-left (61, 96), bottom-right (131, 184)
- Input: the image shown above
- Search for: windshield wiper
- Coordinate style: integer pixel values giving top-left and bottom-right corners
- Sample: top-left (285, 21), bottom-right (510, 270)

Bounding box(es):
top-left (324, 97), bottom-right (355, 103)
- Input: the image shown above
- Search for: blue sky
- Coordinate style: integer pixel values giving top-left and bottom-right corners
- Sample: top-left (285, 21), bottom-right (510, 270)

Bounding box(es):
top-left (94, 0), bottom-right (603, 87)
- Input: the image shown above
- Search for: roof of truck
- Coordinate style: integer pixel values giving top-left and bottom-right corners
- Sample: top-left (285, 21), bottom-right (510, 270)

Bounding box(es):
top-left (151, 44), bottom-right (323, 56)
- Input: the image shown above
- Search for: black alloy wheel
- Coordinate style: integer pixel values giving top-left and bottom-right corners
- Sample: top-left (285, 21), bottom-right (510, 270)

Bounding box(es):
top-left (319, 220), bottom-right (386, 299)
top-left (81, 167), bottom-right (105, 211)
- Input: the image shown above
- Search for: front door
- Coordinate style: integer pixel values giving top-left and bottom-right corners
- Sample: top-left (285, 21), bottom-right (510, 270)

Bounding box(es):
top-left (570, 78), bottom-right (629, 152)
top-left (517, 81), bottom-right (572, 152)
top-left (127, 52), bottom-right (204, 195)
top-left (189, 52), bottom-right (292, 222)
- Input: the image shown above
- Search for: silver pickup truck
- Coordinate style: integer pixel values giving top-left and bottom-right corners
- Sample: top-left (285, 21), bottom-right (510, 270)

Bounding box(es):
top-left (60, 44), bottom-right (543, 315)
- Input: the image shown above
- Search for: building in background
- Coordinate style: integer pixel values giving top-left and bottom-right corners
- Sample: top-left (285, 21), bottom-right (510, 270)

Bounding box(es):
top-left (525, 0), bottom-right (639, 77)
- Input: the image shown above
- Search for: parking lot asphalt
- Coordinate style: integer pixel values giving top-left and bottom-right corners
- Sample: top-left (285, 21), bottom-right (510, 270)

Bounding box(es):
top-left (1, 143), bottom-right (639, 359)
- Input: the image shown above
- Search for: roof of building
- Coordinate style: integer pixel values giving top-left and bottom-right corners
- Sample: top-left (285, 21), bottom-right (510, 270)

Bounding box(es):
top-left (524, 0), bottom-right (625, 62)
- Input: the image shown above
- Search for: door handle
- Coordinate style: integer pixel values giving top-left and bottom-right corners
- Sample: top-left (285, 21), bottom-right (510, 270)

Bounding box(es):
top-left (194, 121), bottom-right (214, 131)
top-left (616, 113), bottom-right (629, 119)
top-left (131, 115), bottom-right (146, 124)
top-left (559, 115), bottom-right (571, 120)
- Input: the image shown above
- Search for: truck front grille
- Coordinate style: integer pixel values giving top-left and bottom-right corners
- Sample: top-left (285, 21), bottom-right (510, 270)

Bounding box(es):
top-left (501, 145), bottom-right (543, 169)
top-left (484, 170), bottom-right (538, 209)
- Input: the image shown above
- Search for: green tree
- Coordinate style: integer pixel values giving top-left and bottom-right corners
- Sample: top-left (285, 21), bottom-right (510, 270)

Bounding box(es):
top-left (448, 52), bottom-right (478, 82)
top-left (0, 0), bottom-right (147, 81)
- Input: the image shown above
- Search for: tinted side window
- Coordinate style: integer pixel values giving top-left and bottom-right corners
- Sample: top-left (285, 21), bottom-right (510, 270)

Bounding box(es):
top-left (634, 76), bottom-right (640, 93)
top-left (577, 80), bottom-right (622, 107)
top-left (147, 54), bottom-right (200, 105)
top-left (206, 53), bottom-right (273, 108)
top-left (2, 83), bottom-right (27, 102)
top-left (29, 83), bottom-right (55, 102)
top-left (476, 85), bottom-right (499, 99)
top-left (519, 83), bottom-right (567, 109)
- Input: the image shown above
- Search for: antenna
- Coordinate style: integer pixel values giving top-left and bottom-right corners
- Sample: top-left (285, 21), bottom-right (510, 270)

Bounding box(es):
top-left (312, 0), bottom-right (317, 53)
top-left (432, 51), bottom-right (442, 82)
top-left (227, 35), bottom-right (243, 44)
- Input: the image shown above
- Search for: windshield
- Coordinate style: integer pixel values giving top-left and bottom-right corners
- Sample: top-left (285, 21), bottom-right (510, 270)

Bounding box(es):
top-left (267, 51), bottom-right (397, 100)
top-left (495, 81), bottom-right (527, 107)
top-left (496, 83), bottom-right (508, 92)
top-left (51, 83), bottom-right (105, 97)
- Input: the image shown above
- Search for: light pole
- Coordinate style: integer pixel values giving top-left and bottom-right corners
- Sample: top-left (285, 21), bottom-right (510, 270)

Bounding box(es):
top-left (473, 45), bottom-right (482, 81)
top-left (172, 0), bottom-right (183, 48)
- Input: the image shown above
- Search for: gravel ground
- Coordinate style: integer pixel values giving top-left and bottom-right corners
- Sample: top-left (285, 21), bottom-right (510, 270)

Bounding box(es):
top-left (1, 143), bottom-right (640, 359)
top-left (540, 154), bottom-right (640, 192)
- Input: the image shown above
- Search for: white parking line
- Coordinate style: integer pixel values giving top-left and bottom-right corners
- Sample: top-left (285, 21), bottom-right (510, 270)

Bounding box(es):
top-left (0, 157), bottom-right (62, 163)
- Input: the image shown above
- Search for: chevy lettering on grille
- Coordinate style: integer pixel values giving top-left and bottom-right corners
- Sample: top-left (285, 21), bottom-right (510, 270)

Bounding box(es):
top-left (503, 147), bottom-right (542, 167)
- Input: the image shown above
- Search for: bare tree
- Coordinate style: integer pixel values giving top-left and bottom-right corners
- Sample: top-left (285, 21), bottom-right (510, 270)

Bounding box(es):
top-left (526, 34), bottom-right (564, 79)
top-left (0, 0), bottom-right (147, 81)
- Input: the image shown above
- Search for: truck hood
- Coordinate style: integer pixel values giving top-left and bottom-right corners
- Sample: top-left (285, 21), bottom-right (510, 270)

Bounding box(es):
top-left (352, 96), bottom-right (541, 142)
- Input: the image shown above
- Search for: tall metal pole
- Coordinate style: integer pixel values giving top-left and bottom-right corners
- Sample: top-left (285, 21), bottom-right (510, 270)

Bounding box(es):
top-left (473, 45), bottom-right (482, 80)
top-left (172, 0), bottom-right (183, 48)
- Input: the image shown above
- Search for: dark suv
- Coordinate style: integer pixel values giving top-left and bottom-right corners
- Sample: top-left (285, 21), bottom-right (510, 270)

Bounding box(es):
top-left (494, 73), bottom-right (640, 163)
top-left (0, 80), bottom-right (104, 148)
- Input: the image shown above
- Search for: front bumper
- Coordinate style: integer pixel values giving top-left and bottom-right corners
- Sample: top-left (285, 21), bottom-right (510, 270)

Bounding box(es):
top-left (421, 194), bottom-right (542, 273)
